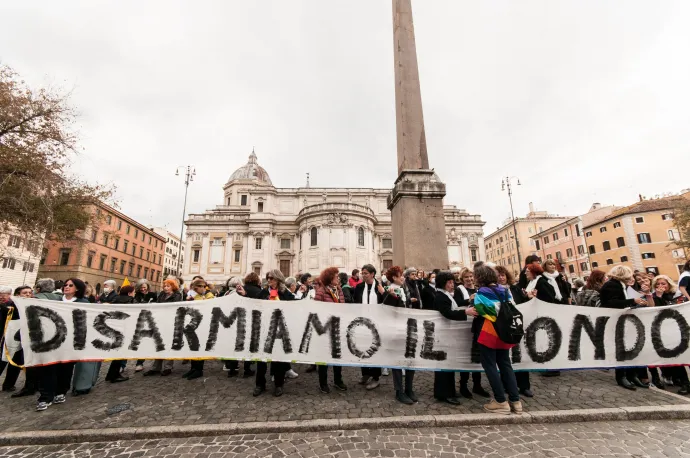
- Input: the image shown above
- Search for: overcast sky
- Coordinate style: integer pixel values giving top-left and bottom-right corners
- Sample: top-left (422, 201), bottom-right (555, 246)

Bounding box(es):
top-left (2, 0), bottom-right (689, 238)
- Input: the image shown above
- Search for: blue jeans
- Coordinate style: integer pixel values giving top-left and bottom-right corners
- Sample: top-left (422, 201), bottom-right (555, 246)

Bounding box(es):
top-left (479, 344), bottom-right (519, 403)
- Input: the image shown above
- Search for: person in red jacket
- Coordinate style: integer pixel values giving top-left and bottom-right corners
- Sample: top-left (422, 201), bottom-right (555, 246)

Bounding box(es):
top-left (348, 269), bottom-right (362, 288)
top-left (313, 267), bottom-right (347, 394)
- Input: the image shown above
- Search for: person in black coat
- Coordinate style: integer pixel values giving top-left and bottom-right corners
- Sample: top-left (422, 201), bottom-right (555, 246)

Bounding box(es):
top-left (105, 286), bottom-right (135, 383)
top-left (421, 272), bottom-right (437, 310)
top-left (404, 268), bottom-right (423, 309)
top-left (247, 270), bottom-right (294, 398)
top-left (431, 271), bottom-right (470, 405)
top-left (383, 266), bottom-right (418, 405)
top-left (144, 280), bottom-right (184, 376)
top-left (99, 279), bottom-right (118, 303)
top-left (600, 266), bottom-right (650, 391)
top-left (134, 280), bottom-right (157, 304)
top-left (353, 264), bottom-right (386, 389)
top-left (518, 255), bottom-right (541, 290)
top-left (524, 263), bottom-right (558, 303)
top-left (241, 272), bottom-right (263, 299)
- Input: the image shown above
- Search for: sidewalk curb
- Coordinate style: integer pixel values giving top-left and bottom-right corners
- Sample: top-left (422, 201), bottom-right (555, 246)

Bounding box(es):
top-left (3, 405), bottom-right (690, 446)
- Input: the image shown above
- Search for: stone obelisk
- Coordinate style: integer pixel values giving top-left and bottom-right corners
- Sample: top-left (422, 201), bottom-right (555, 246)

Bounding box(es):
top-left (387, 0), bottom-right (449, 271)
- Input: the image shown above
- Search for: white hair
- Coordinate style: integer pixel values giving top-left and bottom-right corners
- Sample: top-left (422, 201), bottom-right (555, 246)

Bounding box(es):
top-left (403, 267), bottom-right (417, 278)
top-left (0, 286), bottom-right (12, 294)
top-left (104, 279), bottom-right (117, 288)
top-left (450, 267), bottom-right (462, 274)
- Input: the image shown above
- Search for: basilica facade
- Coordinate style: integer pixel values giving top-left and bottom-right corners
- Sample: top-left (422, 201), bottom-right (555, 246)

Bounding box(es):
top-left (182, 152), bottom-right (486, 286)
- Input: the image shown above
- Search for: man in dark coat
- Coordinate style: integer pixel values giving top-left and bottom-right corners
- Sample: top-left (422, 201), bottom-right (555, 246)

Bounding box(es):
top-left (353, 264), bottom-right (385, 390)
top-left (98, 279), bottom-right (118, 303)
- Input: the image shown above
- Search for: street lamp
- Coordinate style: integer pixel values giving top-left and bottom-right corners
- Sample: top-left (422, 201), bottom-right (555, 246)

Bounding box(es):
top-left (175, 165), bottom-right (195, 278)
top-left (501, 176), bottom-right (522, 270)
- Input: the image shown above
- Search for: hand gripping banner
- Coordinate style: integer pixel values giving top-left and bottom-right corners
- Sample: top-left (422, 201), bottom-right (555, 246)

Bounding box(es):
top-left (8, 295), bottom-right (690, 370)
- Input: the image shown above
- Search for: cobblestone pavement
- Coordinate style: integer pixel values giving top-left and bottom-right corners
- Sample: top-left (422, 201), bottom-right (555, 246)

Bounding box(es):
top-left (2, 420), bottom-right (690, 457)
top-left (1, 362), bottom-right (687, 433)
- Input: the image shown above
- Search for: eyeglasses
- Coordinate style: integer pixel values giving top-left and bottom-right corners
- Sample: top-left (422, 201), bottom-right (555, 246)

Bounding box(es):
top-left (267, 276), bottom-right (275, 280)
top-left (64, 283), bottom-right (75, 287)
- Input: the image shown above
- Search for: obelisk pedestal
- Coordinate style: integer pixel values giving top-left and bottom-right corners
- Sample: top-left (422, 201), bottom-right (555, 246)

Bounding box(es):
top-left (387, 0), bottom-right (449, 271)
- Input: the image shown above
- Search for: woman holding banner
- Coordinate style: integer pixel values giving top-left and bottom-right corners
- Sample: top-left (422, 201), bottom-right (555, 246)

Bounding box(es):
top-left (312, 267), bottom-right (348, 394)
top-left (253, 269), bottom-right (294, 398)
top-left (431, 270), bottom-right (468, 405)
top-left (600, 266), bottom-right (649, 391)
top-left (36, 278), bottom-right (89, 411)
top-left (524, 263), bottom-right (558, 303)
top-left (143, 279), bottom-right (183, 377)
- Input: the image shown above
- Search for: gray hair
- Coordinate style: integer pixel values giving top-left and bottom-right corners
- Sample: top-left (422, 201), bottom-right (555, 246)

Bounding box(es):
top-left (450, 266), bottom-right (462, 274)
top-left (0, 286), bottom-right (12, 294)
top-left (136, 278), bottom-right (150, 292)
top-left (284, 276), bottom-right (297, 288)
top-left (227, 276), bottom-right (243, 289)
top-left (104, 279), bottom-right (117, 288)
top-left (403, 267), bottom-right (417, 278)
top-left (35, 278), bottom-right (55, 293)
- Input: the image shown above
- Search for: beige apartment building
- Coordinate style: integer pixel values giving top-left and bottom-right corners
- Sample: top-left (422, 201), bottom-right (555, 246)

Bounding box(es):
top-left (583, 195), bottom-right (688, 278)
top-left (530, 203), bottom-right (619, 280)
top-left (485, 203), bottom-right (570, 276)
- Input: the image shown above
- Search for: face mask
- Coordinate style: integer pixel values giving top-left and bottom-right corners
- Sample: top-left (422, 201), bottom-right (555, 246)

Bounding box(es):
top-left (103, 287), bottom-right (112, 294)
top-left (430, 280), bottom-right (435, 286)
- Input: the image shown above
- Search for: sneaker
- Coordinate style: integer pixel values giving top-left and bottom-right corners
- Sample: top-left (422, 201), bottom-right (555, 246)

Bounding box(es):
top-left (222, 364), bottom-right (231, 371)
top-left (320, 384), bottom-right (331, 394)
top-left (135, 365), bottom-right (144, 372)
top-left (382, 368), bottom-right (390, 376)
top-left (366, 379), bottom-right (380, 390)
top-left (359, 376), bottom-right (371, 385)
top-left (663, 377), bottom-right (674, 386)
top-left (286, 369), bottom-right (299, 379)
top-left (53, 394), bottom-right (66, 404)
top-left (36, 401), bottom-right (52, 411)
top-left (509, 400), bottom-right (523, 415)
top-left (483, 399), bottom-right (511, 415)
top-left (334, 381), bottom-right (347, 391)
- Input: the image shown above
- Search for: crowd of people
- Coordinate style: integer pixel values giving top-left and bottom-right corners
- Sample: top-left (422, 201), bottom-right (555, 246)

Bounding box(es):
top-left (2, 258), bottom-right (690, 415)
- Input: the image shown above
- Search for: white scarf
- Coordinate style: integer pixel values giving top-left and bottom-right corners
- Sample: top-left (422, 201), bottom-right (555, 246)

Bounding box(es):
top-left (437, 288), bottom-right (462, 310)
top-left (543, 271), bottom-right (563, 301)
top-left (622, 281), bottom-right (630, 299)
top-left (457, 284), bottom-right (469, 301)
top-left (526, 276), bottom-right (541, 294)
top-left (361, 281), bottom-right (379, 305)
top-left (62, 296), bottom-right (77, 302)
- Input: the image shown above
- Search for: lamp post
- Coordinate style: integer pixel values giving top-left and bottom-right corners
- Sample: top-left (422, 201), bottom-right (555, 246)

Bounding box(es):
top-left (501, 176), bottom-right (522, 270)
top-left (175, 165), bottom-right (195, 278)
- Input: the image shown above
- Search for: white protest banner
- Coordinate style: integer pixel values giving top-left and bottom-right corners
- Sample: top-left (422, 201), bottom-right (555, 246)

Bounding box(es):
top-left (9, 295), bottom-right (690, 370)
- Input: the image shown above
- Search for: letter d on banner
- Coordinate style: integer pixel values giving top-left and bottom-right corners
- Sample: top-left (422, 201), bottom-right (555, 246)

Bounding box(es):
top-left (25, 306), bottom-right (67, 353)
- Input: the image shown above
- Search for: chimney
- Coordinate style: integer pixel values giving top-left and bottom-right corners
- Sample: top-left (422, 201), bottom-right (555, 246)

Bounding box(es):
top-left (528, 202), bottom-right (535, 214)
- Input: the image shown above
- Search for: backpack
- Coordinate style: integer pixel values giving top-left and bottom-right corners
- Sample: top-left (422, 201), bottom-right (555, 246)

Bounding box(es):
top-left (491, 287), bottom-right (524, 345)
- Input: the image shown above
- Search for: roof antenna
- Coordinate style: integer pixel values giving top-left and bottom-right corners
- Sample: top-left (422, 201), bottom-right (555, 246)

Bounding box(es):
top-left (306, 172), bottom-right (310, 188)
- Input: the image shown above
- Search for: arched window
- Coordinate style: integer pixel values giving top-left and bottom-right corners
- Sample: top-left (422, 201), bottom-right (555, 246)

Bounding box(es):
top-left (357, 227), bottom-right (365, 247)
top-left (310, 227), bottom-right (318, 246)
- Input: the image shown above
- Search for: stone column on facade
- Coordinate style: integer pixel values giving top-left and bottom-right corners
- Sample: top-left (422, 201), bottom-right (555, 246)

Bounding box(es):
top-left (387, 0), bottom-right (448, 271)
top-left (200, 233), bottom-right (211, 277)
top-left (478, 235), bottom-right (487, 261)
top-left (461, 234), bottom-right (471, 267)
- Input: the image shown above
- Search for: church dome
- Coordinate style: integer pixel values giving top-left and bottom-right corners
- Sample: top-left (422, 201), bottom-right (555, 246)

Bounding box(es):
top-left (228, 150), bottom-right (273, 185)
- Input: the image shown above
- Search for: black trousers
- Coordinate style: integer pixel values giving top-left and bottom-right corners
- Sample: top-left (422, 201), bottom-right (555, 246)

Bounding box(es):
top-left (433, 371), bottom-right (457, 400)
top-left (361, 367), bottom-right (381, 380)
top-left (392, 369), bottom-right (414, 393)
top-left (515, 372), bottom-right (530, 390)
top-left (318, 365), bottom-right (343, 386)
top-left (256, 361), bottom-right (288, 388)
top-left (105, 361), bottom-right (125, 381)
top-left (459, 371), bottom-right (481, 386)
top-left (38, 362), bottom-right (75, 402)
top-left (0, 356), bottom-right (22, 390)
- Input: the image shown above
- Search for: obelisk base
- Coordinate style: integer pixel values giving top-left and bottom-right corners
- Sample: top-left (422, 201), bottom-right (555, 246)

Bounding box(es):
top-left (387, 169), bottom-right (449, 271)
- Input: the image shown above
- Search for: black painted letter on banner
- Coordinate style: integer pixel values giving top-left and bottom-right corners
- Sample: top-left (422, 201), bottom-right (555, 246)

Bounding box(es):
top-left (420, 320), bottom-right (447, 361)
top-left (405, 318), bottom-right (418, 359)
top-left (171, 307), bottom-right (203, 351)
top-left (524, 317), bottom-right (562, 363)
top-left (72, 309), bottom-right (87, 351)
top-left (615, 314), bottom-right (646, 361)
top-left (25, 306), bottom-right (68, 353)
top-left (206, 307), bottom-right (247, 352)
top-left (92, 311), bottom-right (130, 351)
top-left (346, 317), bottom-right (381, 359)
top-left (298, 313), bottom-right (341, 358)
top-left (129, 309), bottom-right (165, 352)
top-left (264, 309), bottom-right (293, 354)
top-left (569, 315), bottom-right (609, 361)
top-left (250, 310), bottom-right (262, 353)
top-left (651, 309), bottom-right (690, 358)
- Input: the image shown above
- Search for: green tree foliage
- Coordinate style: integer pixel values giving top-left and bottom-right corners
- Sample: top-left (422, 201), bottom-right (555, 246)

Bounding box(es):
top-left (0, 65), bottom-right (113, 245)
